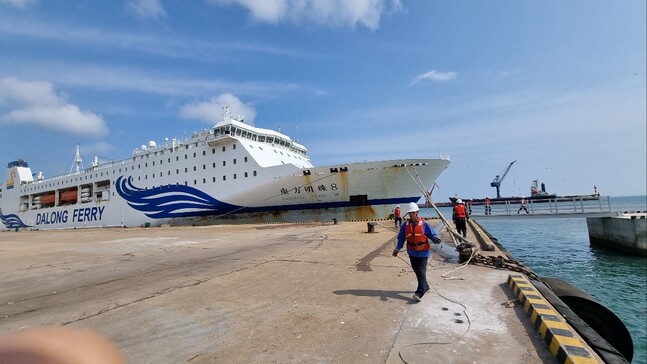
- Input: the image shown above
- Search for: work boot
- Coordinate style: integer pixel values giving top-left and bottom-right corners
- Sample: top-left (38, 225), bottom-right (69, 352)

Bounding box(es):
top-left (412, 294), bottom-right (422, 302)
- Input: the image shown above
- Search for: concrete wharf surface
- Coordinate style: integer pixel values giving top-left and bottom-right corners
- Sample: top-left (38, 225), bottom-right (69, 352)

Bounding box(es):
top-left (0, 221), bottom-right (561, 363)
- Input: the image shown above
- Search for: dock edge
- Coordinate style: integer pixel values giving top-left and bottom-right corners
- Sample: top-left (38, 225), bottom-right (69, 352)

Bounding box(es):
top-left (507, 274), bottom-right (603, 364)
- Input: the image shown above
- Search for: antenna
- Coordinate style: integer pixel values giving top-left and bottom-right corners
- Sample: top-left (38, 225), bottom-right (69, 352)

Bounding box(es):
top-left (70, 143), bottom-right (84, 174)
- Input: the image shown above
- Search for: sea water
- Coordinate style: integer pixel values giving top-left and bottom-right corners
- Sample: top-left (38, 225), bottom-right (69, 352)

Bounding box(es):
top-left (425, 195), bottom-right (647, 363)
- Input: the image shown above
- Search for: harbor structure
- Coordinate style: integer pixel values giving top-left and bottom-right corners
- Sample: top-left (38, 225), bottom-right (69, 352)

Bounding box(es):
top-left (0, 220), bottom-right (633, 363)
top-left (587, 212), bottom-right (647, 255)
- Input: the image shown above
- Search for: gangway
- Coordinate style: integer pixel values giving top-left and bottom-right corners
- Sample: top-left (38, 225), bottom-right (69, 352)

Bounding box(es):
top-left (470, 195), bottom-right (617, 219)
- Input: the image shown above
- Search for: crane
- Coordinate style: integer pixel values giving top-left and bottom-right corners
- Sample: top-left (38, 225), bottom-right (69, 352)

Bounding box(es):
top-left (490, 160), bottom-right (516, 198)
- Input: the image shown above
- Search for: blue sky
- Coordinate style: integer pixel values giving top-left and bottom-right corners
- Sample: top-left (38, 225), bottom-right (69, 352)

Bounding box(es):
top-left (0, 0), bottom-right (645, 202)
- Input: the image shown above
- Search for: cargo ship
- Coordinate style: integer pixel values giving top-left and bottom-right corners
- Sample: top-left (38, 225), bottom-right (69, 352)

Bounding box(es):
top-left (0, 108), bottom-right (450, 230)
top-left (448, 180), bottom-right (601, 206)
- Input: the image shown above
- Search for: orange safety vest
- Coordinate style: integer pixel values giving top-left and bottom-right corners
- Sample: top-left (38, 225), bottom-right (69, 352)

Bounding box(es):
top-left (405, 219), bottom-right (430, 252)
top-left (394, 207), bottom-right (401, 218)
top-left (454, 204), bottom-right (467, 218)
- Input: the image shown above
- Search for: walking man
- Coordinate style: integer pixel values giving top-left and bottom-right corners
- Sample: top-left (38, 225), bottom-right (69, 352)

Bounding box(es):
top-left (392, 202), bottom-right (441, 302)
top-left (484, 196), bottom-right (491, 215)
top-left (518, 197), bottom-right (529, 214)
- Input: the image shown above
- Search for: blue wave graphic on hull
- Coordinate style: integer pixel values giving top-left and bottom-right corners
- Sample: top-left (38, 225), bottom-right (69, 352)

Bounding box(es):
top-left (115, 176), bottom-right (240, 219)
top-left (0, 209), bottom-right (30, 228)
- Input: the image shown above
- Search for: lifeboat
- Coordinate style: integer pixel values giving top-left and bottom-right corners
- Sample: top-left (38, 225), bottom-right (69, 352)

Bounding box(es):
top-left (60, 190), bottom-right (78, 204)
top-left (41, 194), bottom-right (55, 205)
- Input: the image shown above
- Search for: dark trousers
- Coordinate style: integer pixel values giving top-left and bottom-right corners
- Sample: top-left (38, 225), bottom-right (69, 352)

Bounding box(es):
top-left (394, 217), bottom-right (402, 227)
top-left (455, 218), bottom-right (467, 237)
top-left (409, 256), bottom-right (429, 297)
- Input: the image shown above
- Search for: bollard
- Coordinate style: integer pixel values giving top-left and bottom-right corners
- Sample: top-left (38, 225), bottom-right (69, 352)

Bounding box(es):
top-left (367, 222), bottom-right (377, 233)
top-left (332, 218), bottom-right (338, 224)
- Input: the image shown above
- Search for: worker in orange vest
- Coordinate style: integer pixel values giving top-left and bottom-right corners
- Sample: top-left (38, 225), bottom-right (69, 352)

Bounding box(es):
top-left (392, 202), bottom-right (441, 302)
top-left (452, 199), bottom-right (468, 238)
top-left (393, 205), bottom-right (402, 228)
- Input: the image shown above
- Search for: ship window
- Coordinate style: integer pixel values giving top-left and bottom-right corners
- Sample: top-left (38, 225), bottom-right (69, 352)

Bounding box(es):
top-left (223, 175), bottom-right (226, 181)
top-left (222, 146), bottom-right (226, 152)
top-left (138, 176), bottom-right (141, 181)
top-left (193, 152), bottom-right (196, 158)
top-left (202, 151), bottom-right (206, 156)
top-left (233, 159), bottom-right (236, 164)
top-left (233, 144), bottom-right (236, 150)
top-left (138, 164), bottom-right (141, 169)
top-left (168, 158), bottom-right (170, 163)
top-left (185, 168), bottom-right (188, 173)
top-left (160, 172), bottom-right (163, 177)
top-left (176, 169), bottom-right (179, 174)
top-left (168, 171), bottom-right (170, 176)
top-left (213, 177), bottom-right (216, 182)
top-left (244, 157), bottom-right (248, 162)
top-left (212, 148), bottom-right (216, 154)
top-left (176, 156), bottom-right (179, 161)
top-left (212, 162), bottom-right (216, 168)
top-left (185, 154), bottom-right (187, 159)
top-left (203, 164), bottom-right (206, 170)
top-left (194, 180), bottom-right (197, 185)
top-left (253, 171), bottom-right (257, 176)
top-left (233, 174), bottom-right (237, 179)
top-left (244, 172), bottom-right (248, 178)
top-left (185, 181), bottom-right (188, 185)
top-left (203, 178), bottom-right (206, 183)
top-left (223, 161), bottom-right (226, 166)
top-left (193, 166), bottom-right (196, 171)
top-left (119, 169), bottom-right (121, 173)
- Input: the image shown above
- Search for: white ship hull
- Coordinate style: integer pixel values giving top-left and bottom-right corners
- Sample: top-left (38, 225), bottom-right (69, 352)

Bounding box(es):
top-left (1, 112), bottom-right (450, 230)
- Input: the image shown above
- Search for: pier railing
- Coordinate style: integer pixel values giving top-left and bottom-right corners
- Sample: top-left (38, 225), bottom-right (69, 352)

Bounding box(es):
top-left (474, 195), bottom-right (613, 218)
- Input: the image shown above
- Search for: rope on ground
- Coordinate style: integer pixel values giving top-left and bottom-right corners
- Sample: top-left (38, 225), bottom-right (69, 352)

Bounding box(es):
top-left (397, 275), bottom-right (472, 364)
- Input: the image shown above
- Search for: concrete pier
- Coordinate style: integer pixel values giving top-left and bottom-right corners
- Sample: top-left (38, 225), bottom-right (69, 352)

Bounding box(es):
top-left (587, 212), bottom-right (647, 256)
top-left (0, 221), bottom-right (605, 363)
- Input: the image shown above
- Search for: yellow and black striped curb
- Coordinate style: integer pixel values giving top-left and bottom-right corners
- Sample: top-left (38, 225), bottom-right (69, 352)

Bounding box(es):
top-left (507, 274), bottom-right (603, 364)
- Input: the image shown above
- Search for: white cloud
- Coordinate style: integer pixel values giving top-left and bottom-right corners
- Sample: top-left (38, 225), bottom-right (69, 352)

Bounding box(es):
top-left (0, 77), bottom-right (108, 136)
top-left (208, 0), bottom-right (402, 29)
top-left (125, 0), bottom-right (167, 21)
top-left (180, 93), bottom-right (257, 125)
top-left (411, 70), bottom-right (458, 85)
top-left (0, 0), bottom-right (38, 8)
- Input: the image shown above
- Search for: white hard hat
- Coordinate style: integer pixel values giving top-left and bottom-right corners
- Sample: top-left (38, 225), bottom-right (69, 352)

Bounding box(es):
top-left (396, 205), bottom-right (400, 208)
top-left (456, 198), bottom-right (463, 204)
top-left (405, 202), bottom-right (419, 215)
